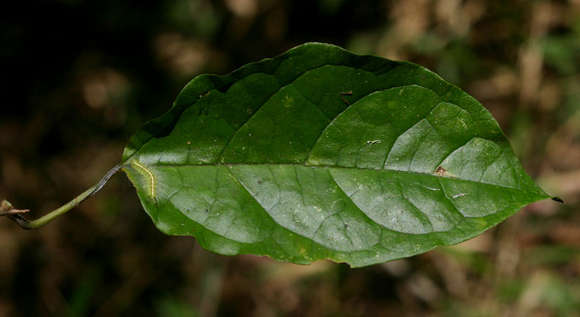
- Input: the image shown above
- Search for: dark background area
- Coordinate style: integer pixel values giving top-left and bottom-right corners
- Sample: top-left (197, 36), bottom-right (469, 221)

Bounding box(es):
top-left (1, 0), bottom-right (579, 316)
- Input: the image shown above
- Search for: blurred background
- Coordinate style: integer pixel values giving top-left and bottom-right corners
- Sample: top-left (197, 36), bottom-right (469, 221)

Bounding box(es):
top-left (1, 0), bottom-right (579, 316)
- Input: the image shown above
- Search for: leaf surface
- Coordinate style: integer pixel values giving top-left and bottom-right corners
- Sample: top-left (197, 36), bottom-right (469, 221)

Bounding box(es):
top-left (122, 43), bottom-right (548, 267)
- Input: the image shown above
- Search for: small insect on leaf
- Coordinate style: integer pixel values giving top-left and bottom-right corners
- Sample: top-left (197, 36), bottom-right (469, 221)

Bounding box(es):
top-left (121, 43), bottom-right (551, 267)
top-left (434, 166), bottom-right (448, 176)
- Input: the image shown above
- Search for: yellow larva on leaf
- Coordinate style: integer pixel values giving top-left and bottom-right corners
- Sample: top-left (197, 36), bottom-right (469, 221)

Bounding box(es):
top-left (131, 160), bottom-right (156, 199)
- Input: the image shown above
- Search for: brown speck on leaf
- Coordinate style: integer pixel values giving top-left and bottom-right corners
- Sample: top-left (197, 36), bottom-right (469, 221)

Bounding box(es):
top-left (186, 141), bottom-right (191, 145)
top-left (434, 166), bottom-right (447, 176)
top-left (339, 91), bottom-right (353, 105)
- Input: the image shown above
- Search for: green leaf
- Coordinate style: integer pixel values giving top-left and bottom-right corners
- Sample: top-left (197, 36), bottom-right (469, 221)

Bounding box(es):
top-left (122, 43), bottom-right (549, 267)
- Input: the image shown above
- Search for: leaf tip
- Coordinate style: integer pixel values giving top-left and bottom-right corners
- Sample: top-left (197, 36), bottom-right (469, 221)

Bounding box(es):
top-left (551, 196), bottom-right (564, 204)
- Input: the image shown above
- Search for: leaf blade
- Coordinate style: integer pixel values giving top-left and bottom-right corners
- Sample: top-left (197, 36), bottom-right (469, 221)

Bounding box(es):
top-left (123, 43), bottom-right (549, 267)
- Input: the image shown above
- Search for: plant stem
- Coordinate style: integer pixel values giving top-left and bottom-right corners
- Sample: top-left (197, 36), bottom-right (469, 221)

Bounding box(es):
top-left (2, 164), bottom-right (122, 229)
top-left (12, 186), bottom-right (97, 229)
